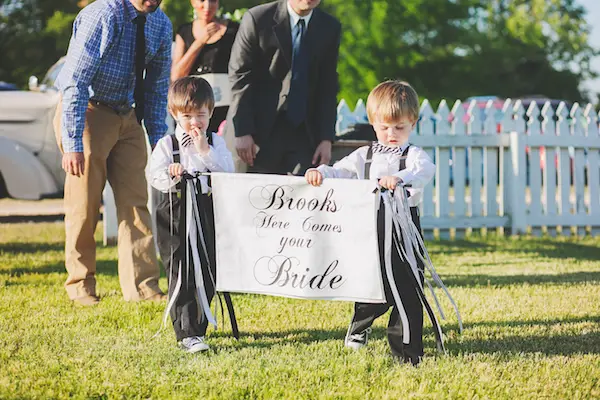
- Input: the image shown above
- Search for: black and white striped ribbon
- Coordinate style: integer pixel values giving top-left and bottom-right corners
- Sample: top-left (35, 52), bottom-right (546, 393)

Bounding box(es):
top-left (180, 132), bottom-right (194, 148)
top-left (159, 178), bottom-right (217, 332)
top-left (391, 188), bottom-right (463, 334)
top-left (380, 188), bottom-right (464, 353)
top-left (372, 142), bottom-right (404, 155)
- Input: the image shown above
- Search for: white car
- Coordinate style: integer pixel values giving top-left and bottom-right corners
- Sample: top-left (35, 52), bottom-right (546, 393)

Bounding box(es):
top-left (0, 58), bottom-right (65, 200)
top-left (0, 48), bottom-right (232, 201)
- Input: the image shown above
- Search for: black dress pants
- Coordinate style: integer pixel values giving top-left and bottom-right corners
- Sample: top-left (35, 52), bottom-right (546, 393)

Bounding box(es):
top-left (249, 113), bottom-right (315, 175)
top-left (347, 206), bottom-right (425, 363)
top-left (155, 190), bottom-right (216, 341)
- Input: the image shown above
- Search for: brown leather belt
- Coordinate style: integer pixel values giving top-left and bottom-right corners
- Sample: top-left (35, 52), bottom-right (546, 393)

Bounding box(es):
top-left (89, 100), bottom-right (132, 116)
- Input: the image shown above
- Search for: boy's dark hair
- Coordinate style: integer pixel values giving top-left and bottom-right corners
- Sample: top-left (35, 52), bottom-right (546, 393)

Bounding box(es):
top-left (168, 76), bottom-right (215, 115)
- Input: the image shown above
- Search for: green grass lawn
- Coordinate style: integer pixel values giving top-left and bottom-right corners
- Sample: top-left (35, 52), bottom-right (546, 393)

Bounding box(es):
top-left (1, 222), bottom-right (599, 399)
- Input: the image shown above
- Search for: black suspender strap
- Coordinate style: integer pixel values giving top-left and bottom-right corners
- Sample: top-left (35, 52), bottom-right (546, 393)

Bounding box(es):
top-left (206, 132), bottom-right (213, 187)
top-left (170, 134), bottom-right (182, 191)
top-left (364, 142), bottom-right (374, 180)
top-left (398, 145), bottom-right (410, 171)
top-left (399, 145), bottom-right (412, 198)
top-left (170, 134), bottom-right (180, 164)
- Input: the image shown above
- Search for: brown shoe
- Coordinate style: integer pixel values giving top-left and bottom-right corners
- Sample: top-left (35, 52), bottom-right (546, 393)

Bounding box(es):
top-left (72, 295), bottom-right (100, 306)
top-left (144, 292), bottom-right (167, 302)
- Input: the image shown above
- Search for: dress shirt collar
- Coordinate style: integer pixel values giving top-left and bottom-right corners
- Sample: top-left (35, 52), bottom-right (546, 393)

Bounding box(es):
top-left (287, 0), bottom-right (313, 31)
top-left (124, 0), bottom-right (139, 22)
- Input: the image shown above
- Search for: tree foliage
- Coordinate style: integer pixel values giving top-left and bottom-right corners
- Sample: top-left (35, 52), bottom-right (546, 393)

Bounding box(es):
top-left (0, 0), bottom-right (81, 86)
top-left (0, 0), bottom-right (596, 104)
top-left (318, 0), bottom-right (597, 104)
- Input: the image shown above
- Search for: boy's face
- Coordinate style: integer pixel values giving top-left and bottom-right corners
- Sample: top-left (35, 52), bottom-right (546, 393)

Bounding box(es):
top-left (372, 117), bottom-right (415, 147)
top-left (172, 106), bottom-right (212, 136)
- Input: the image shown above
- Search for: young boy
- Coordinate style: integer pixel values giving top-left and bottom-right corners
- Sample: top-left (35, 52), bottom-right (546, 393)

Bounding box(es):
top-left (147, 76), bottom-right (234, 353)
top-left (305, 80), bottom-right (435, 365)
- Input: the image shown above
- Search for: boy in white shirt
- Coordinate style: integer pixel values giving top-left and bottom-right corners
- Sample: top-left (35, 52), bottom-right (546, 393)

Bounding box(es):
top-left (147, 76), bottom-right (234, 353)
top-left (305, 80), bottom-right (435, 365)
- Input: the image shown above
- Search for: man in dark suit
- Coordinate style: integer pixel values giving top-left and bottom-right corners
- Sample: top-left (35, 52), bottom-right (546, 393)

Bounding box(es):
top-left (226, 0), bottom-right (341, 174)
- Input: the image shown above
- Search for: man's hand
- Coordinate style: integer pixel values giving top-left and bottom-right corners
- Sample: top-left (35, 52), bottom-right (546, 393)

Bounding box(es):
top-left (236, 135), bottom-right (257, 166)
top-left (312, 140), bottom-right (332, 166)
top-left (62, 152), bottom-right (85, 177)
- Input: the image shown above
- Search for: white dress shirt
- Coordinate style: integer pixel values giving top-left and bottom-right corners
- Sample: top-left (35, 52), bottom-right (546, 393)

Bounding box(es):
top-left (287, 1), bottom-right (313, 31)
top-left (146, 125), bottom-right (234, 194)
top-left (316, 143), bottom-right (435, 207)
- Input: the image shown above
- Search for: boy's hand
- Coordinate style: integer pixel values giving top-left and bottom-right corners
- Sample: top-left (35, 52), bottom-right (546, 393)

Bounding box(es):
top-left (379, 176), bottom-right (401, 191)
top-left (191, 127), bottom-right (210, 155)
top-left (305, 169), bottom-right (323, 186)
top-left (168, 163), bottom-right (184, 178)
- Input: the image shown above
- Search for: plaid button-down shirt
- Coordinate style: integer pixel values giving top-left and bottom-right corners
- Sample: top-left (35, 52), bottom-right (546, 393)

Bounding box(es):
top-left (56, 0), bottom-right (172, 152)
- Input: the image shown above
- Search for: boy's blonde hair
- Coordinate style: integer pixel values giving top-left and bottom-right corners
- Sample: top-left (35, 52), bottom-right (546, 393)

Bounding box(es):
top-left (366, 80), bottom-right (420, 124)
top-left (168, 76), bottom-right (215, 115)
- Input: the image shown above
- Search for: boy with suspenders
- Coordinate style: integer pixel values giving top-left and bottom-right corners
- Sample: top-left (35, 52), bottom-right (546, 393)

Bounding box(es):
top-left (147, 76), bottom-right (235, 353)
top-left (305, 81), bottom-right (435, 365)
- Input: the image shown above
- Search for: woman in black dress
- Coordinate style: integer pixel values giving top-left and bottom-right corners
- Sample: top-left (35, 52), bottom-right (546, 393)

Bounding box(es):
top-left (171, 0), bottom-right (239, 134)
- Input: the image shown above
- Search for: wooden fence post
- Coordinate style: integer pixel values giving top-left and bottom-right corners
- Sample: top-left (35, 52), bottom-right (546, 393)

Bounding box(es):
top-left (102, 183), bottom-right (118, 246)
top-left (510, 100), bottom-right (527, 235)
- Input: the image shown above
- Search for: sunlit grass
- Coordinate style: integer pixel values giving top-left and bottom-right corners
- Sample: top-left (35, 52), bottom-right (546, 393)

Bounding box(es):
top-left (0, 222), bottom-right (598, 399)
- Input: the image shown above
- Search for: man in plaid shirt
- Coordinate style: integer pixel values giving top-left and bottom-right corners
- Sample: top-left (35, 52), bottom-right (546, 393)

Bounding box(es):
top-left (54, 0), bottom-right (171, 305)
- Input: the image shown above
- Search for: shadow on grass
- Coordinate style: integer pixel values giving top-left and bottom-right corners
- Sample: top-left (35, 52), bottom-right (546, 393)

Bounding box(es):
top-left (442, 270), bottom-right (600, 287)
top-left (4, 260), bottom-right (119, 279)
top-left (443, 315), bottom-right (600, 333)
top-left (429, 238), bottom-right (600, 262)
top-left (0, 242), bottom-right (65, 254)
top-left (447, 330), bottom-right (600, 356)
top-left (214, 315), bottom-right (600, 356)
top-left (211, 327), bottom-right (348, 349)
top-left (439, 315), bottom-right (600, 356)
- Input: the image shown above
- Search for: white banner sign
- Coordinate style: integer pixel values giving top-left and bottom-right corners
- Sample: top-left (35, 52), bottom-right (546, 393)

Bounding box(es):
top-left (212, 173), bottom-right (385, 303)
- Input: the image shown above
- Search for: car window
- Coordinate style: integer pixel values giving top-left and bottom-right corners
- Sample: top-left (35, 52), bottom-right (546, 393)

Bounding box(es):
top-left (41, 59), bottom-right (65, 89)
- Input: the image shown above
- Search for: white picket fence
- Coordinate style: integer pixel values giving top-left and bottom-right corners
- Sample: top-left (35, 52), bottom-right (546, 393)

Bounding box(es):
top-left (336, 98), bottom-right (600, 239)
top-left (103, 98), bottom-right (600, 244)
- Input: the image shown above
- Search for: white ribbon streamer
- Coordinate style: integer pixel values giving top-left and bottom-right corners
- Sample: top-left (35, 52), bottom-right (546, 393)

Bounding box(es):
top-left (382, 194), bottom-right (411, 344)
top-left (189, 180), bottom-right (218, 291)
top-left (158, 185), bottom-right (182, 333)
top-left (186, 181), bottom-right (217, 328)
top-left (390, 188), bottom-right (463, 334)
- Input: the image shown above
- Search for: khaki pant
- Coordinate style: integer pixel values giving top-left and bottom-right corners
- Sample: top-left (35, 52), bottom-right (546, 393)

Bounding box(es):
top-left (54, 101), bottom-right (162, 301)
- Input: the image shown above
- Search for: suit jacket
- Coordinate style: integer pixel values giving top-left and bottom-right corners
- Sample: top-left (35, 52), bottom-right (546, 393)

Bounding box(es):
top-left (226, 0), bottom-right (341, 149)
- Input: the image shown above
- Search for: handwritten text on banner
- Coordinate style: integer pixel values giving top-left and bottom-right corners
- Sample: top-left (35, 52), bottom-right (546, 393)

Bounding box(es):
top-left (212, 173), bottom-right (385, 303)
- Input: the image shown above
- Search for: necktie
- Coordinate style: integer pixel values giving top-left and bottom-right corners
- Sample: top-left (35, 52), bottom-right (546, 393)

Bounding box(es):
top-left (134, 15), bottom-right (146, 124)
top-left (286, 19), bottom-right (308, 126)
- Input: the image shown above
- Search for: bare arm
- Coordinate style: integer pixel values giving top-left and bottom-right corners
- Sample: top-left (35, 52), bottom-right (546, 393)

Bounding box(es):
top-left (171, 23), bottom-right (220, 81)
top-left (170, 35), bottom-right (196, 81)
